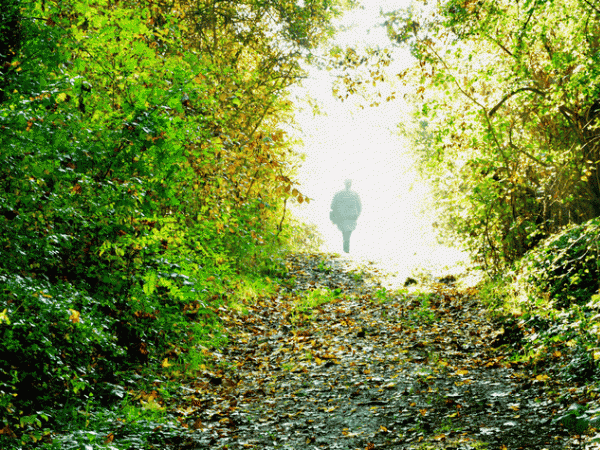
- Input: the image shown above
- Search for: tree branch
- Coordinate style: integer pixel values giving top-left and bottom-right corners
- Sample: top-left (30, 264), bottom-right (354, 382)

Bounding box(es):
top-left (488, 35), bottom-right (513, 57)
top-left (489, 87), bottom-right (546, 117)
top-left (582, 0), bottom-right (600, 15)
top-left (276, 196), bottom-right (287, 237)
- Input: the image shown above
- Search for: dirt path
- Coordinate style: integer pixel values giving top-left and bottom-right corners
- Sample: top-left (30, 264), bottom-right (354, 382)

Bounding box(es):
top-left (175, 253), bottom-right (593, 449)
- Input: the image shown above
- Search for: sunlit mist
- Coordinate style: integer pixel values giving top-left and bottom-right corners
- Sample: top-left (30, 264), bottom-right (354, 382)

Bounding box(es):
top-left (286, 0), bottom-right (470, 288)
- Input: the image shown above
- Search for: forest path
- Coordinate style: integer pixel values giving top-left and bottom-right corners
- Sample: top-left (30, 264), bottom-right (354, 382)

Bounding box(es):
top-left (177, 253), bottom-right (590, 450)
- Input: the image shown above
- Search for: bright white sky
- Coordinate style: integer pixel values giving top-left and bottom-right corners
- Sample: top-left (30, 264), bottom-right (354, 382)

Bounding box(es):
top-left (287, 0), bottom-right (469, 284)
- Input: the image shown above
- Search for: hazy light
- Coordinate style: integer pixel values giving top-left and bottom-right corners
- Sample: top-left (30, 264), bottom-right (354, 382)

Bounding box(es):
top-left (288, 0), bottom-right (470, 286)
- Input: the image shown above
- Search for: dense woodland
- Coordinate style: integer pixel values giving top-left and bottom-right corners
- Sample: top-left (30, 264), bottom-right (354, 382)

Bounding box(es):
top-left (388, 0), bottom-right (600, 269)
top-left (0, 0), bottom-right (350, 445)
top-left (3, 0), bottom-right (600, 448)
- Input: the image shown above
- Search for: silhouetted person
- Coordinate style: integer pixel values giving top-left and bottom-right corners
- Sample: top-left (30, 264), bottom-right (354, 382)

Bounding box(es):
top-left (330, 179), bottom-right (362, 253)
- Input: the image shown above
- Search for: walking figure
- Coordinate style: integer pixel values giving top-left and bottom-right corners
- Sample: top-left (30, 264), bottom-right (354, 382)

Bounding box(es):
top-left (330, 179), bottom-right (362, 253)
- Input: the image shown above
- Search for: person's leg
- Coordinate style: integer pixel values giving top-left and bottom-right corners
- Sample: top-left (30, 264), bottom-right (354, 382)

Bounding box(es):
top-left (342, 231), bottom-right (351, 253)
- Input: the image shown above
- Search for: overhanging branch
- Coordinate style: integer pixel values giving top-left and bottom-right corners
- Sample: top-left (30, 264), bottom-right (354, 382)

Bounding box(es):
top-left (582, 0), bottom-right (600, 15)
top-left (489, 87), bottom-right (546, 117)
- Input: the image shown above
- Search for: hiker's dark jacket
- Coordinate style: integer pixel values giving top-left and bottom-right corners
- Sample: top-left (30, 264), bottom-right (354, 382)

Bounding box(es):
top-left (330, 189), bottom-right (362, 232)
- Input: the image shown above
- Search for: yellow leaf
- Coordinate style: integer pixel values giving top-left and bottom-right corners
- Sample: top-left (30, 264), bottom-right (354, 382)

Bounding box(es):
top-left (455, 369), bottom-right (469, 375)
top-left (68, 309), bottom-right (80, 324)
top-left (536, 374), bottom-right (549, 381)
top-left (162, 358), bottom-right (172, 367)
top-left (0, 309), bottom-right (10, 325)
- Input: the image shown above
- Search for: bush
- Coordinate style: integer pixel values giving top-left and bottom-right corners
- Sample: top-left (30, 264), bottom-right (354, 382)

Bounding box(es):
top-left (517, 217), bottom-right (600, 308)
top-left (0, 273), bottom-right (120, 444)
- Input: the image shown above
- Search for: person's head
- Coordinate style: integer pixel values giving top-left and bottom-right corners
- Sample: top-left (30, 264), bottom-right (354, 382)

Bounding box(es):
top-left (344, 179), bottom-right (352, 190)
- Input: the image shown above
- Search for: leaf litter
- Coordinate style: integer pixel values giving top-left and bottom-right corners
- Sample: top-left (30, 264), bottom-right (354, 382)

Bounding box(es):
top-left (169, 253), bottom-right (600, 449)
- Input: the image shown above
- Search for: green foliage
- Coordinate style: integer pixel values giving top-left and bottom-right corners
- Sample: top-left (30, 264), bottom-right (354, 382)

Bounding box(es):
top-left (0, 0), bottom-right (352, 444)
top-left (406, 292), bottom-right (437, 325)
top-left (291, 287), bottom-right (340, 318)
top-left (518, 217), bottom-right (600, 308)
top-left (26, 374), bottom-right (190, 450)
top-left (553, 401), bottom-right (600, 436)
top-left (385, 0), bottom-right (600, 270)
top-left (0, 275), bottom-right (121, 408)
top-left (478, 218), bottom-right (600, 384)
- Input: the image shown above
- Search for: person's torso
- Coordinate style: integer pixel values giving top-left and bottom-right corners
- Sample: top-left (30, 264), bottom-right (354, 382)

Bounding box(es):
top-left (333, 191), bottom-right (360, 218)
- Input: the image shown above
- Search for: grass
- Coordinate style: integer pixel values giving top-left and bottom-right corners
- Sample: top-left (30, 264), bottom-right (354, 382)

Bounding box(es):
top-left (287, 287), bottom-right (342, 326)
top-left (403, 292), bottom-right (437, 325)
top-left (227, 275), bottom-right (278, 313)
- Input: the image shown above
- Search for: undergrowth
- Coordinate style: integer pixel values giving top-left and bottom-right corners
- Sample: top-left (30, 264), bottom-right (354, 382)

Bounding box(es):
top-left (479, 217), bottom-right (600, 387)
top-left (472, 218), bottom-right (600, 438)
top-left (0, 234), bottom-right (300, 449)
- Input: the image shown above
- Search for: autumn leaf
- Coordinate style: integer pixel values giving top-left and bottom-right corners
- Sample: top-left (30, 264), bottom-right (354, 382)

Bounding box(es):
top-left (0, 309), bottom-right (10, 325)
top-left (68, 309), bottom-right (80, 324)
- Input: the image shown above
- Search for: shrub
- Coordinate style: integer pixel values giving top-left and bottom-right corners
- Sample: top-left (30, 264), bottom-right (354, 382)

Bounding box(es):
top-left (517, 217), bottom-right (600, 308)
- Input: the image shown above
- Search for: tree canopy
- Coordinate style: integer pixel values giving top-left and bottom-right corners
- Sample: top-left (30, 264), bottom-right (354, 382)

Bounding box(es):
top-left (381, 0), bottom-right (600, 270)
top-left (0, 0), bottom-right (352, 443)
